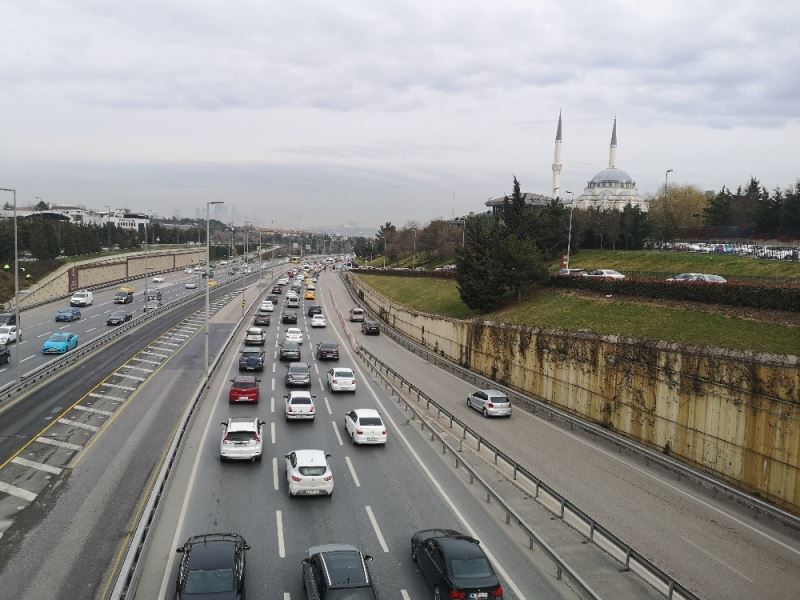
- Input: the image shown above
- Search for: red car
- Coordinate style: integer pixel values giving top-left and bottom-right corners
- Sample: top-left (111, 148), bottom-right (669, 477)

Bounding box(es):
top-left (228, 375), bottom-right (260, 404)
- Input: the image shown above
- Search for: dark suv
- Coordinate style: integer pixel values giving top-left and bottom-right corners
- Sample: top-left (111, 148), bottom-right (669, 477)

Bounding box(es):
top-left (239, 348), bottom-right (265, 372)
top-left (315, 342), bottom-right (339, 361)
top-left (0, 313), bottom-right (17, 327)
top-left (302, 543), bottom-right (376, 600)
top-left (361, 320), bottom-right (380, 335)
top-left (307, 305), bottom-right (323, 317)
top-left (175, 533), bottom-right (249, 600)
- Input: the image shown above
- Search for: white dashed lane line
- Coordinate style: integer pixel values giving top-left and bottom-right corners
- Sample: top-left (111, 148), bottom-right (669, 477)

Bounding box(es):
top-left (332, 421), bottom-right (344, 446)
top-left (12, 457), bottom-right (63, 475)
top-left (345, 456), bottom-right (361, 487)
top-left (35, 437), bottom-right (82, 451)
top-left (365, 506), bottom-right (389, 553)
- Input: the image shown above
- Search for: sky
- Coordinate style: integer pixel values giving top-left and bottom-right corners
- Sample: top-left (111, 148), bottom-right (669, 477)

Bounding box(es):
top-left (1, 0), bottom-right (798, 231)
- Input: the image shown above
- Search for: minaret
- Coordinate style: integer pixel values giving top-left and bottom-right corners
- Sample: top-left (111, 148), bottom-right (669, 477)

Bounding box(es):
top-left (609, 117), bottom-right (618, 169)
top-left (552, 111), bottom-right (563, 198)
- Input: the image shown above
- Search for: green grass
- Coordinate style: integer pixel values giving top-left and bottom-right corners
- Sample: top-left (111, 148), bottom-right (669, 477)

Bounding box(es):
top-left (354, 274), bottom-right (799, 355)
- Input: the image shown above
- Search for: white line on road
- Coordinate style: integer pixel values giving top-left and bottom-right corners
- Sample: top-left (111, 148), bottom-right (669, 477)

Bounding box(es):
top-left (35, 436), bottom-right (82, 451)
top-left (58, 324), bottom-right (70, 330)
top-left (20, 356), bottom-right (34, 363)
top-left (272, 363), bottom-right (276, 373)
top-left (400, 590), bottom-right (411, 600)
top-left (284, 593), bottom-right (290, 600)
top-left (101, 382), bottom-right (136, 392)
top-left (90, 314), bottom-right (100, 319)
top-left (89, 392), bottom-right (126, 402)
top-left (314, 363), bottom-right (319, 375)
top-left (37, 332), bottom-right (51, 338)
top-left (271, 422), bottom-right (276, 445)
top-left (273, 457), bottom-right (279, 490)
top-left (345, 456), bottom-right (361, 487)
top-left (324, 396), bottom-right (332, 415)
top-left (12, 456), bottom-right (63, 475)
top-left (271, 397), bottom-right (275, 413)
top-left (332, 421), bottom-right (343, 446)
top-left (0, 481), bottom-right (37, 502)
top-left (681, 536), bottom-right (753, 582)
top-left (365, 506), bottom-right (389, 553)
top-left (271, 377), bottom-right (275, 391)
top-left (86, 327), bottom-right (97, 333)
top-left (58, 418), bottom-right (100, 432)
top-left (74, 405), bottom-right (113, 416)
top-left (276, 510), bottom-right (286, 558)
top-left (318, 377), bottom-right (323, 389)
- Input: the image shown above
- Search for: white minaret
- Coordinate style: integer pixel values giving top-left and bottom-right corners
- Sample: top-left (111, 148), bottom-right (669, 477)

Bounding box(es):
top-left (552, 111), bottom-right (563, 198)
top-left (609, 117), bottom-right (618, 169)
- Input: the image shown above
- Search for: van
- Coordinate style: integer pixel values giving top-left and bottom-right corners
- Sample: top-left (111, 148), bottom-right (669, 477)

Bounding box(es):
top-left (70, 290), bottom-right (94, 307)
top-left (349, 307), bottom-right (365, 322)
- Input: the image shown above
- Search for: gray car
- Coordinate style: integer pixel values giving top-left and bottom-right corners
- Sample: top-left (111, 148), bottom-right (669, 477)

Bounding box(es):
top-left (466, 389), bottom-right (512, 417)
top-left (286, 362), bottom-right (311, 387)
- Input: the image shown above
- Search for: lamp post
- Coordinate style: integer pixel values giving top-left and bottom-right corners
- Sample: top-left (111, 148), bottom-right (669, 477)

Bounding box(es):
top-left (205, 201), bottom-right (223, 378)
top-left (143, 212), bottom-right (151, 296)
top-left (0, 187), bottom-right (20, 384)
top-left (105, 206), bottom-right (112, 249)
top-left (244, 221), bottom-right (252, 267)
top-left (565, 191), bottom-right (575, 270)
top-left (664, 169), bottom-right (673, 246)
top-left (412, 228), bottom-right (417, 270)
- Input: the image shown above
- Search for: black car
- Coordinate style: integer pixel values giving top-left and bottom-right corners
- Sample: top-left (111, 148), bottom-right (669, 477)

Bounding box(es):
top-left (285, 362), bottom-right (311, 387)
top-left (113, 291), bottom-right (134, 304)
top-left (279, 341), bottom-right (301, 362)
top-left (411, 529), bottom-right (503, 599)
top-left (282, 312), bottom-right (298, 324)
top-left (267, 294), bottom-right (279, 303)
top-left (272, 286), bottom-right (282, 294)
top-left (106, 310), bottom-right (132, 326)
top-left (307, 305), bottom-right (323, 317)
top-left (253, 314), bottom-right (271, 326)
top-left (0, 344), bottom-right (9, 365)
top-left (315, 342), bottom-right (339, 361)
top-left (239, 348), bottom-right (265, 372)
top-left (175, 533), bottom-right (249, 600)
top-left (361, 320), bottom-right (380, 335)
top-left (302, 543), bottom-right (376, 600)
top-left (0, 312), bottom-right (17, 326)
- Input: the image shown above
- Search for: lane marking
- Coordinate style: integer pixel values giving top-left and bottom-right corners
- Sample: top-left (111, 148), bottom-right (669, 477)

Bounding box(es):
top-left (35, 437), bottom-right (82, 451)
top-left (271, 378), bottom-right (275, 391)
top-left (272, 363), bottom-right (276, 373)
top-left (58, 418), bottom-right (100, 432)
top-left (141, 351), bottom-right (169, 359)
top-left (131, 357), bottom-right (160, 365)
top-left (365, 506), bottom-right (389, 553)
top-left (37, 332), bottom-right (51, 338)
top-left (276, 510), bottom-right (286, 558)
top-left (124, 365), bottom-right (154, 373)
top-left (345, 456), bottom-right (361, 487)
top-left (12, 456), bottom-right (63, 475)
top-left (318, 377), bottom-right (323, 389)
top-left (101, 383), bottom-right (137, 392)
top-left (284, 593), bottom-right (290, 600)
top-left (681, 536), bottom-right (753, 582)
top-left (0, 481), bottom-right (37, 502)
top-left (89, 392), bottom-right (126, 402)
top-left (116, 373), bottom-right (146, 382)
top-left (401, 591), bottom-right (411, 600)
top-left (271, 397), bottom-right (275, 413)
top-left (21, 356), bottom-right (34, 363)
top-left (74, 405), bottom-right (114, 417)
top-left (324, 396), bottom-right (332, 415)
top-left (271, 422), bottom-right (276, 445)
top-left (86, 327), bottom-right (97, 333)
top-left (273, 457), bottom-right (279, 490)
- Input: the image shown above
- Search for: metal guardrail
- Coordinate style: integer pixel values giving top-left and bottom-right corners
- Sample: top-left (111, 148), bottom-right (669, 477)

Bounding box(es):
top-left (340, 273), bottom-right (800, 532)
top-left (359, 345), bottom-right (698, 600)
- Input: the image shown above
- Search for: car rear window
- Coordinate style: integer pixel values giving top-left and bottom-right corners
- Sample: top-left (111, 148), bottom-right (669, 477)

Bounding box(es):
top-left (226, 431), bottom-right (257, 442)
top-left (449, 557), bottom-right (494, 579)
top-left (290, 397), bottom-right (312, 404)
top-left (232, 380), bottom-right (256, 389)
top-left (185, 568), bottom-right (235, 593)
top-left (359, 417), bottom-right (382, 426)
top-left (351, 308), bottom-right (364, 314)
top-left (298, 466), bottom-right (327, 476)
top-left (489, 395), bottom-right (510, 404)
top-left (326, 552), bottom-right (368, 586)
top-left (333, 370), bottom-right (353, 378)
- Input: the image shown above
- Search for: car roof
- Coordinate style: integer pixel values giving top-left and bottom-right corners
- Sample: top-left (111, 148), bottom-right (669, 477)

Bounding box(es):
top-left (288, 391), bottom-right (313, 399)
top-left (287, 328), bottom-right (301, 333)
top-left (241, 347), bottom-right (262, 353)
top-left (477, 389), bottom-right (508, 397)
top-left (292, 449), bottom-right (328, 464)
top-left (233, 375), bottom-right (257, 383)
top-left (288, 362), bottom-right (310, 369)
top-left (436, 535), bottom-right (484, 557)
top-left (185, 536), bottom-right (241, 570)
top-left (226, 417), bottom-right (259, 432)
top-left (319, 341), bottom-right (338, 348)
top-left (247, 327), bottom-right (263, 332)
top-left (353, 408), bottom-right (380, 418)
top-left (308, 543), bottom-right (359, 556)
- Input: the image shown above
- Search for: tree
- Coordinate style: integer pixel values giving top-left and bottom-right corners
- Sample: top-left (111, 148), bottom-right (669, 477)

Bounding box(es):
top-left (35, 199), bottom-right (49, 212)
top-left (456, 218), bottom-right (504, 311)
top-left (619, 204), bottom-right (650, 249)
top-left (500, 176), bottom-right (531, 240)
top-left (530, 199), bottom-right (567, 259)
top-left (496, 234), bottom-right (547, 302)
top-left (649, 184), bottom-right (709, 235)
top-left (704, 186), bottom-right (734, 227)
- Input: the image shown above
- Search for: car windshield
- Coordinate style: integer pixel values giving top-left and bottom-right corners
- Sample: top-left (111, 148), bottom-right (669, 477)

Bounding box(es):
top-left (359, 417), bottom-right (382, 426)
top-left (320, 344), bottom-right (337, 350)
top-left (226, 431), bottom-right (257, 442)
top-left (449, 557), bottom-right (494, 579)
top-left (232, 380), bottom-right (255, 389)
top-left (283, 342), bottom-right (299, 350)
top-left (298, 466), bottom-right (327, 476)
top-left (184, 568), bottom-right (235, 593)
top-left (57, 309), bottom-right (72, 314)
top-left (73, 292), bottom-right (87, 297)
top-left (289, 366), bottom-right (308, 374)
top-left (326, 552), bottom-right (368, 587)
top-left (48, 334), bottom-right (68, 342)
top-left (247, 329), bottom-right (262, 335)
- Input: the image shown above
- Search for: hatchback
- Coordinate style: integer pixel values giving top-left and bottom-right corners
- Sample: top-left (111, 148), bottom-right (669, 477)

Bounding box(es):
top-left (344, 409), bottom-right (387, 445)
top-left (220, 417), bottom-right (265, 461)
top-left (282, 312), bottom-right (298, 324)
top-left (349, 307), bottom-right (365, 322)
top-left (302, 544), bottom-right (376, 599)
top-left (466, 389), bottom-right (512, 417)
top-left (361, 320), bottom-right (380, 335)
top-left (279, 341), bottom-right (301, 362)
top-left (326, 368), bottom-right (356, 393)
top-left (285, 362), bottom-right (311, 387)
top-left (284, 391), bottom-right (316, 421)
top-left (175, 533), bottom-right (249, 599)
top-left (253, 314), bottom-right (271, 326)
top-left (285, 449), bottom-right (334, 497)
top-left (55, 307), bottom-right (82, 322)
top-left (284, 328), bottom-right (303, 345)
top-left (244, 327), bottom-right (266, 346)
top-left (310, 314), bottom-right (327, 328)
top-left (228, 376), bottom-right (260, 404)
top-left (316, 341), bottom-right (339, 361)
top-left (106, 310), bottom-right (132, 326)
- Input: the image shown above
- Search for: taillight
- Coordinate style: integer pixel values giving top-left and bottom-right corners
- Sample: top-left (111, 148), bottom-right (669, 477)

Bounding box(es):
top-left (356, 429), bottom-right (364, 435)
top-left (222, 436), bottom-right (231, 445)
top-left (287, 406), bottom-right (293, 412)
top-left (323, 474), bottom-right (333, 481)
top-left (332, 379), bottom-right (338, 384)
top-left (449, 591), bottom-right (466, 600)
top-left (310, 406), bottom-right (315, 412)
top-left (492, 585), bottom-right (504, 597)
top-left (488, 402), bottom-right (495, 408)
top-left (291, 474), bottom-right (302, 482)
top-left (381, 430), bottom-right (386, 435)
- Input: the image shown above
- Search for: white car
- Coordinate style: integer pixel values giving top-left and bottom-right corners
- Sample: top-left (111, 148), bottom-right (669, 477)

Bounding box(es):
top-left (344, 409), bottom-right (387, 445)
top-left (184, 267), bottom-right (194, 274)
top-left (220, 417), bottom-right (265, 461)
top-left (284, 328), bottom-right (303, 345)
top-left (278, 277), bottom-right (289, 286)
top-left (185, 282), bottom-right (198, 289)
top-left (286, 291), bottom-right (298, 300)
top-left (0, 325), bottom-right (20, 344)
top-left (310, 314), bottom-right (326, 328)
top-left (285, 449), bottom-right (334, 497)
top-left (326, 367), bottom-right (356, 393)
top-left (284, 391), bottom-right (316, 421)
top-left (152, 275), bottom-right (165, 283)
top-left (582, 269), bottom-right (625, 280)
top-left (262, 300), bottom-right (275, 312)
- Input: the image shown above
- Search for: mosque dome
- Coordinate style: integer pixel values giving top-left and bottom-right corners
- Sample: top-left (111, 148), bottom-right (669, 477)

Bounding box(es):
top-left (590, 168), bottom-right (634, 185)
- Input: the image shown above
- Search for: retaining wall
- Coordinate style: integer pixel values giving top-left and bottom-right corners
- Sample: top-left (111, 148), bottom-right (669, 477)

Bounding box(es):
top-left (348, 274), bottom-right (800, 514)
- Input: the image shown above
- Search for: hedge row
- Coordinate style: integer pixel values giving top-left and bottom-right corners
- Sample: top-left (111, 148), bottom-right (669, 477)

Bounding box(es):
top-left (547, 276), bottom-right (800, 312)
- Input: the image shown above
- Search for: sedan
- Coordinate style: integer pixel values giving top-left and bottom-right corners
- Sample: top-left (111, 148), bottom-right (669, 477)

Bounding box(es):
top-left (411, 529), bottom-right (504, 600)
top-left (583, 269), bottom-right (625, 280)
top-left (285, 362), bottom-right (311, 387)
top-left (175, 533), bottom-right (249, 599)
top-left (272, 286), bottom-right (282, 294)
top-left (310, 314), bottom-right (326, 328)
top-left (55, 307), bottom-right (82, 322)
top-left (152, 275), bottom-right (166, 283)
top-left (284, 328), bottom-right (303, 345)
top-left (344, 409), bottom-right (387, 445)
top-left (285, 449), bottom-right (333, 497)
top-left (327, 368), bottom-right (356, 393)
top-left (253, 314), bottom-right (271, 326)
top-left (281, 312), bottom-right (298, 324)
top-left (467, 389), bottom-right (512, 417)
top-left (228, 376), bottom-right (260, 404)
top-left (302, 544), bottom-right (376, 599)
top-left (143, 299), bottom-right (162, 312)
top-left (284, 391), bottom-right (316, 421)
top-left (316, 341), bottom-right (339, 361)
top-left (185, 281), bottom-right (198, 289)
top-left (261, 301), bottom-right (275, 312)
top-left (106, 310), bottom-right (133, 326)
top-left (42, 332), bottom-right (79, 354)
top-left (279, 341), bottom-right (301, 362)
top-left (220, 417), bottom-right (265, 462)
top-left (0, 325), bottom-right (21, 344)
top-left (361, 320), bottom-right (380, 335)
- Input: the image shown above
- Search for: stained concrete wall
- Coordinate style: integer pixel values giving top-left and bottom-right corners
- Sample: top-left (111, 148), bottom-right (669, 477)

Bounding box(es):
top-left (349, 274), bottom-right (800, 514)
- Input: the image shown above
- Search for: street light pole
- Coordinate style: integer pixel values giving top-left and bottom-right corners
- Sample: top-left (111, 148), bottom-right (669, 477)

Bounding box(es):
top-left (412, 228), bottom-right (417, 270)
top-left (0, 187), bottom-right (20, 383)
top-left (664, 169), bottom-right (673, 246)
top-left (205, 201), bottom-right (224, 379)
top-left (144, 212), bottom-right (151, 296)
top-left (565, 191), bottom-right (575, 270)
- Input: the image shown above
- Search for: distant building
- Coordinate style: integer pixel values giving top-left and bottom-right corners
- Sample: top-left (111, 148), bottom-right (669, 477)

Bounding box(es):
top-left (485, 192), bottom-right (552, 217)
top-left (0, 205), bottom-right (149, 231)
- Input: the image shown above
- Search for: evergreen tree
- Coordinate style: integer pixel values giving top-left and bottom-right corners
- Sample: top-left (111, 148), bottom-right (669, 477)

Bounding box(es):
top-left (703, 186), bottom-right (733, 226)
top-left (455, 218), bottom-right (504, 311)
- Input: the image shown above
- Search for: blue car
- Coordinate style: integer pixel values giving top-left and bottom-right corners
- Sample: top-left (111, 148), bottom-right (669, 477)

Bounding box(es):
top-left (42, 332), bottom-right (79, 354)
top-left (55, 307), bottom-right (82, 322)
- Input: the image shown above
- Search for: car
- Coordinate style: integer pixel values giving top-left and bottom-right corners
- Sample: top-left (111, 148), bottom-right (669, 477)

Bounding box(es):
top-left (185, 281), bottom-right (198, 289)
top-left (306, 283), bottom-right (316, 291)
top-left (208, 279), bottom-right (219, 288)
top-left (42, 332), bottom-right (79, 354)
top-left (244, 327), bottom-right (266, 346)
top-left (175, 533), bottom-right (249, 599)
top-left (253, 314), bottom-right (271, 326)
top-left (285, 362), bottom-right (311, 387)
top-left (316, 341), bottom-right (339, 361)
top-left (277, 277), bottom-right (289, 286)
top-left (284, 450), bottom-right (333, 497)
top-left (106, 310), bottom-right (133, 326)
top-left (69, 290), bottom-right (93, 307)
top-left (466, 389), bottom-right (512, 417)
top-left (361, 320), bottom-right (380, 335)
top-left (304, 290), bottom-right (316, 300)
top-left (267, 294), bottom-right (279, 303)
top-left (220, 417), bottom-right (265, 462)
top-left (282, 312), bottom-right (298, 324)
top-left (228, 375), bottom-right (260, 404)
top-left (411, 529), bottom-right (504, 600)
top-left (143, 299), bottom-right (162, 312)
top-left (0, 344), bottom-right (10, 365)
top-left (272, 286), bottom-right (282, 294)
top-left (326, 367), bottom-right (356, 393)
top-left (344, 409), bottom-right (387, 445)
top-left (349, 307), bottom-right (365, 322)
top-left (557, 268), bottom-right (586, 277)
top-left (0, 325), bottom-right (20, 345)
top-left (287, 297), bottom-right (300, 309)
top-left (301, 544), bottom-right (376, 599)
top-left (666, 272), bottom-right (727, 283)
top-left (114, 291), bottom-right (134, 304)
top-left (146, 289), bottom-right (163, 301)
top-left (279, 341), bottom-right (301, 362)
top-left (284, 391), bottom-right (316, 421)
top-left (582, 269), bottom-right (625, 280)
top-left (261, 300), bottom-right (275, 312)
top-left (239, 348), bottom-right (265, 372)
top-left (152, 275), bottom-right (166, 283)
top-left (307, 305), bottom-right (322, 317)
top-left (0, 313), bottom-right (17, 327)
top-left (183, 267), bottom-right (194, 274)
top-left (284, 327), bottom-right (303, 345)
top-left (310, 314), bottom-right (326, 328)
top-left (287, 290), bottom-right (299, 300)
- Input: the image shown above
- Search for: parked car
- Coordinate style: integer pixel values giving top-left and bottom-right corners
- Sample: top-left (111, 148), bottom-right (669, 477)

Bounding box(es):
top-left (344, 409), bottom-right (387, 445)
top-left (316, 342), bottom-right (339, 361)
top-left (0, 325), bottom-right (20, 344)
top-left (69, 290), bottom-right (94, 307)
top-left (114, 290), bottom-right (134, 304)
top-left (361, 320), bottom-right (380, 335)
top-left (284, 328), bottom-right (304, 345)
top-left (582, 269), bottom-right (625, 280)
top-left (349, 307), bottom-right (365, 322)
top-left (228, 375), bottom-right (260, 404)
top-left (310, 314), bottom-right (327, 328)
top-left (106, 310), bottom-right (133, 326)
top-left (301, 544), bottom-right (376, 599)
top-left (42, 332), bottom-right (79, 354)
top-left (239, 348), bottom-right (265, 372)
top-left (411, 529), bottom-right (504, 600)
top-left (279, 341), bottom-right (301, 362)
top-left (284, 391), bottom-right (316, 421)
top-left (326, 367), bottom-right (356, 393)
top-left (466, 389), bottom-right (512, 417)
top-left (285, 362), bottom-right (312, 387)
top-left (307, 305), bottom-right (322, 317)
top-left (285, 450), bottom-right (333, 497)
top-left (666, 273), bottom-right (727, 283)
top-left (220, 417), bottom-right (265, 462)
top-left (282, 312), bottom-right (298, 324)
top-left (244, 327), bottom-right (266, 346)
top-left (557, 268), bottom-right (586, 277)
top-left (175, 533), bottom-right (249, 599)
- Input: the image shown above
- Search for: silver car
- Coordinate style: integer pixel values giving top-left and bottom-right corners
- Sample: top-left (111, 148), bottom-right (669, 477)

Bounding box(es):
top-left (220, 417), bottom-right (265, 461)
top-left (466, 389), bottom-right (512, 417)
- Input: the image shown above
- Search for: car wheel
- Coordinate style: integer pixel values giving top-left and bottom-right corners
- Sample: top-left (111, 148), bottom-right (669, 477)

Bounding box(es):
top-left (411, 545), bottom-right (417, 562)
top-left (466, 397), bottom-right (471, 408)
top-left (482, 407), bottom-right (489, 418)
top-left (433, 585), bottom-right (441, 600)
top-left (351, 432), bottom-right (357, 446)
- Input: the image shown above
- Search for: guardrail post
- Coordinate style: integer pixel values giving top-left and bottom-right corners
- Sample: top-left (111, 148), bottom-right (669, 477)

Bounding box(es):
top-left (512, 464), bottom-right (518, 480)
top-left (535, 480), bottom-right (540, 498)
top-left (559, 498), bottom-right (565, 518)
top-left (623, 548), bottom-right (632, 571)
top-left (555, 565), bottom-right (562, 581)
top-left (494, 450), bottom-right (498, 465)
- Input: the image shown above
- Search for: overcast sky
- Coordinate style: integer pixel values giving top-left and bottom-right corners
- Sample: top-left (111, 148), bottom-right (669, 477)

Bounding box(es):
top-left (1, 0), bottom-right (798, 231)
